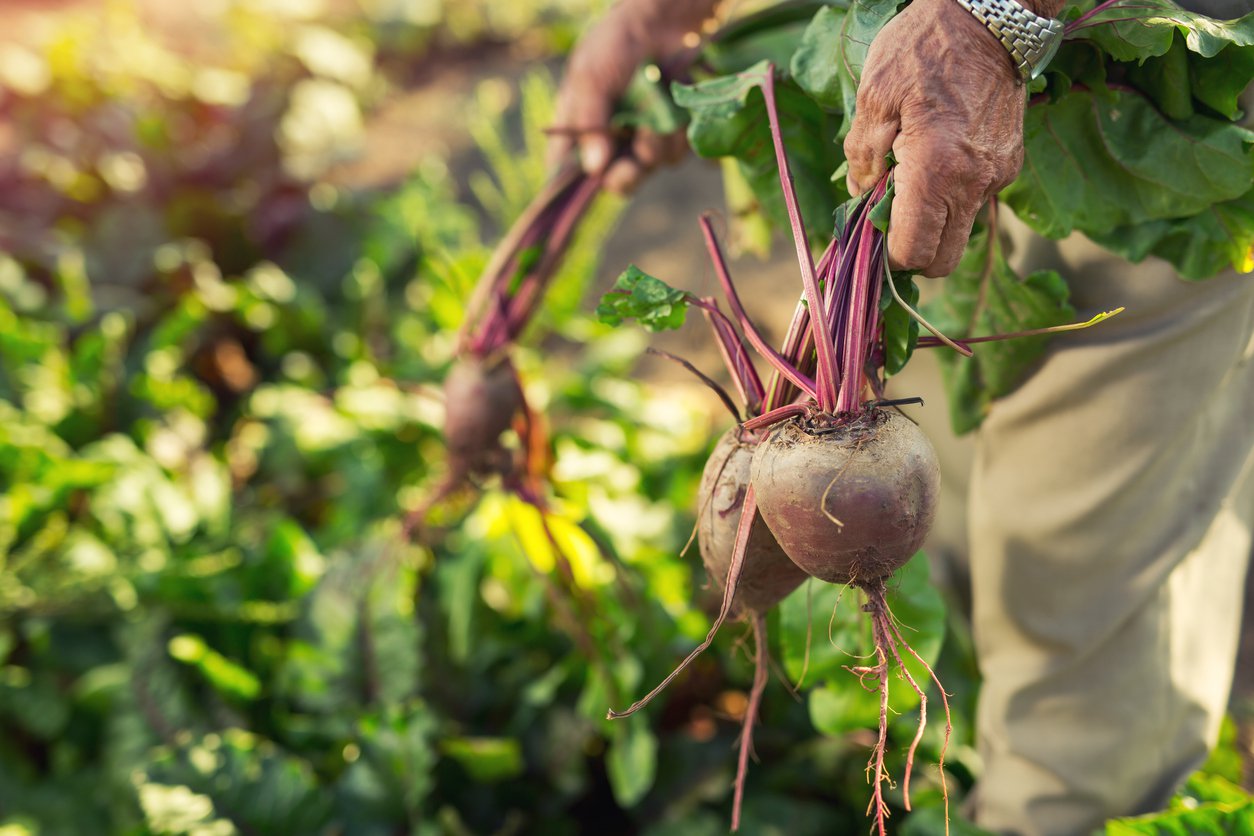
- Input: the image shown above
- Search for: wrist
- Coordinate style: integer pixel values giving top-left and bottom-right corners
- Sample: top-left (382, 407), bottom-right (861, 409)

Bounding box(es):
top-left (919, 0), bottom-right (1024, 83)
top-left (937, 0), bottom-right (1066, 82)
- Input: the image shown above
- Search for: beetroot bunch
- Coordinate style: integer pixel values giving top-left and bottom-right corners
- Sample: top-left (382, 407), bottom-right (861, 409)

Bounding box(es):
top-left (600, 65), bottom-right (951, 833)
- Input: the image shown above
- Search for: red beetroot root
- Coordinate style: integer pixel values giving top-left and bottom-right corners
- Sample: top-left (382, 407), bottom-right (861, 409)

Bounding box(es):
top-left (699, 428), bottom-right (808, 616)
top-left (750, 409), bottom-right (939, 587)
top-left (696, 427), bottom-right (806, 829)
top-left (442, 354), bottom-right (526, 477)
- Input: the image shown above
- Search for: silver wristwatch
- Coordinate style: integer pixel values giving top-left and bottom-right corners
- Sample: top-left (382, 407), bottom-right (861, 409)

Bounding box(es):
top-left (951, 0), bottom-right (1065, 82)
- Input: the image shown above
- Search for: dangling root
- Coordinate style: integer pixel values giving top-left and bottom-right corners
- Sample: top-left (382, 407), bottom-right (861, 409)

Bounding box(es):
top-left (850, 580), bottom-right (952, 836)
top-left (732, 613), bottom-right (770, 831)
top-left (607, 485), bottom-right (760, 719)
top-left (401, 470), bottom-right (469, 544)
top-left (887, 604), bottom-right (952, 834)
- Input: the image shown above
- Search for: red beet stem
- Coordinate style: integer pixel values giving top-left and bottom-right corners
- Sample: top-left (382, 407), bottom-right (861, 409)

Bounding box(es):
top-left (606, 484), bottom-right (761, 719)
top-left (758, 66), bottom-right (840, 412)
top-left (731, 613), bottom-right (770, 831)
top-left (500, 172), bottom-right (604, 344)
top-left (699, 214), bottom-right (818, 401)
top-left (701, 300), bottom-right (766, 414)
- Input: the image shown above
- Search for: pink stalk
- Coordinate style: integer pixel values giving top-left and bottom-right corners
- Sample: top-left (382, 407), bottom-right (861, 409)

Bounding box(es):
top-left (835, 192), bottom-right (888, 414)
top-left (764, 238), bottom-right (841, 411)
top-left (742, 402), bottom-right (809, 431)
top-left (759, 66), bottom-right (841, 412)
top-left (699, 214), bottom-right (819, 400)
top-left (607, 485), bottom-right (762, 719)
top-left (460, 162), bottom-right (585, 352)
top-left (468, 203), bottom-right (565, 355)
top-left (503, 173), bottom-right (605, 341)
top-left (915, 307), bottom-right (1125, 348)
top-left (702, 301), bottom-right (767, 414)
top-left (1065, 0), bottom-right (1163, 32)
top-left (731, 613), bottom-right (770, 832)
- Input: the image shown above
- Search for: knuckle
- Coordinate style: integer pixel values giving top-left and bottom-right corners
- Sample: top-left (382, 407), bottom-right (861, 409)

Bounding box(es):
top-left (890, 234), bottom-right (935, 272)
top-left (843, 130), bottom-right (872, 164)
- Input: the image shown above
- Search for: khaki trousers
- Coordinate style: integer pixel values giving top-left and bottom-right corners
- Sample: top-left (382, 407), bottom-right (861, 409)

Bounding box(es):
top-left (893, 211), bottom-right (1254, 835)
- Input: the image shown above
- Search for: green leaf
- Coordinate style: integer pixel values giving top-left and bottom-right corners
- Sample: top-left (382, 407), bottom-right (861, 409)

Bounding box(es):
top-left (336, 705), bottom-right (437, 825)
top-left (167, 634), bottom-right (262, 701)
top-left (439, 737), bottom-right (524, 783)
top-left (614, 66), bottom-right (688, 135)
top-left (1042, 40), bottom-right (1112, 99)
top-left (703, 2), bottom-right (832, 76)
top-left (146, 730), bottom-right (333, 834)
top-left (881, 269), bottom-right (919, 375)
top-left (0, 669), bottom-right (70, 739)
top-left (1124, 36), bottom-right (1194, 120)
top-left (1105, 800), bottom-right (1254, 834)
top-left (281, 543), bottom-right (422, 713)
top-left (901, 806), bottom-right (997, 835)
top-left (924, 227), bottom-right (1075, 434)
top-left (1004, 89), bottom-right (1254, 241)
top-left (1085, 190), bottom-right (1254, 280)
top-left (1076, 0), bottom-right (1254, 62)
top-left (605, 715), bottom-right (657, 808)
top-left (1179, 773), bottom-right (1251, 807)
top-left (595, 265), bottom-right (690, 332)
top-left (1190, 46), bottom-right (1254, 119)
top-left (790, 1), bottom-right (904, 133)
top-left (868, 180), bottom-right (894, 233)
top-left (1195, 716), bottom-right (1246, 786)
top-left (674, 63), bottom-right (846, 241)
top-left (808, 675), bottom-right (881, 735)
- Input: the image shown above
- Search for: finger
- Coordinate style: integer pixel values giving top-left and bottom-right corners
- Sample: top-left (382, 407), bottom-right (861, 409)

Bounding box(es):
top-left (885, 153), bottom-right (947, 273)
top-left (924, 198), bottom-right (982, 278)
top-left (632, 127), bottom-right (666, 169)
top-left (546, 131), bottom-right (575, 172)
top-left (579, 133), bottom-right (615, 176)
top-left (844, 111), bottom-right (899, 196)
top-left (553, 63), bottom-right (620, 176)
top-left (604, 157), bottom-right (644, 195)
top-left (657, 131), bottom-right (689, 166)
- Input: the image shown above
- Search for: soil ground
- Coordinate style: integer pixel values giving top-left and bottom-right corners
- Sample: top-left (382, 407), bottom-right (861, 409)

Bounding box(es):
top-left (7, 0), bottom-right (1254, 786)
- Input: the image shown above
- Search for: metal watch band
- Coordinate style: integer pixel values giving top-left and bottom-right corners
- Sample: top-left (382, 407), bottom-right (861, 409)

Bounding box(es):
top-left (951, 0), bottom-right (1065, 81)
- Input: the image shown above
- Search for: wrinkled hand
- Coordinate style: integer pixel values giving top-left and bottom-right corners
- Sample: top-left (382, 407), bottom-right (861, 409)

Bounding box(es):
top-left (549, 0), bottom-right (715, 193)
top-left (844, 0), bottom-right (1026, 277)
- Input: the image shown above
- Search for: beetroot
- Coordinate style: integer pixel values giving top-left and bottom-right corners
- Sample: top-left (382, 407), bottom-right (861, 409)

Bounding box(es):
top-left (751, 410), bottom-right (939, 587)
top-left (699, 428), bottom-right (807, 614)
top-left (441, 354), bottom-right (525, 477)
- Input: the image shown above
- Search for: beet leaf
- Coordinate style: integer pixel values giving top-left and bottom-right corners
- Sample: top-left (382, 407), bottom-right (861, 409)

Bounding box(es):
top-left (788, 0), bottom-right (904, 134)
top-left (923, 227), bottom-right (1075, 433)
top-left (596, 265), bottom-right (690, 332)
top-left (1069, 0), bottom-right (1254, 60)
top-left (1003, 89), bottom-right (1254, 241)
top-left (673, 61), bottom-right (844, 245)
top-left (1086, 192), bottom-right (1254, 280)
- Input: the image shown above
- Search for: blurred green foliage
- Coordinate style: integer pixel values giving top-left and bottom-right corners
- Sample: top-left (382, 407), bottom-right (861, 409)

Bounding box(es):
top-left (0, 2), bottom-right (1248, 834)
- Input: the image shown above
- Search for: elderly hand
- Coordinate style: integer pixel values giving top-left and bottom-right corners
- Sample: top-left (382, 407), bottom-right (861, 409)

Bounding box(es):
top-left (844, 0), bottom-right (1037, 277)
top-left (548, 0), bottom-right (717, 193)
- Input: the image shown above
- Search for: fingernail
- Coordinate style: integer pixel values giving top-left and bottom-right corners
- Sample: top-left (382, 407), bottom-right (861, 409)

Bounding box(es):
top-left (582, 141), bottom-right (610, 174)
